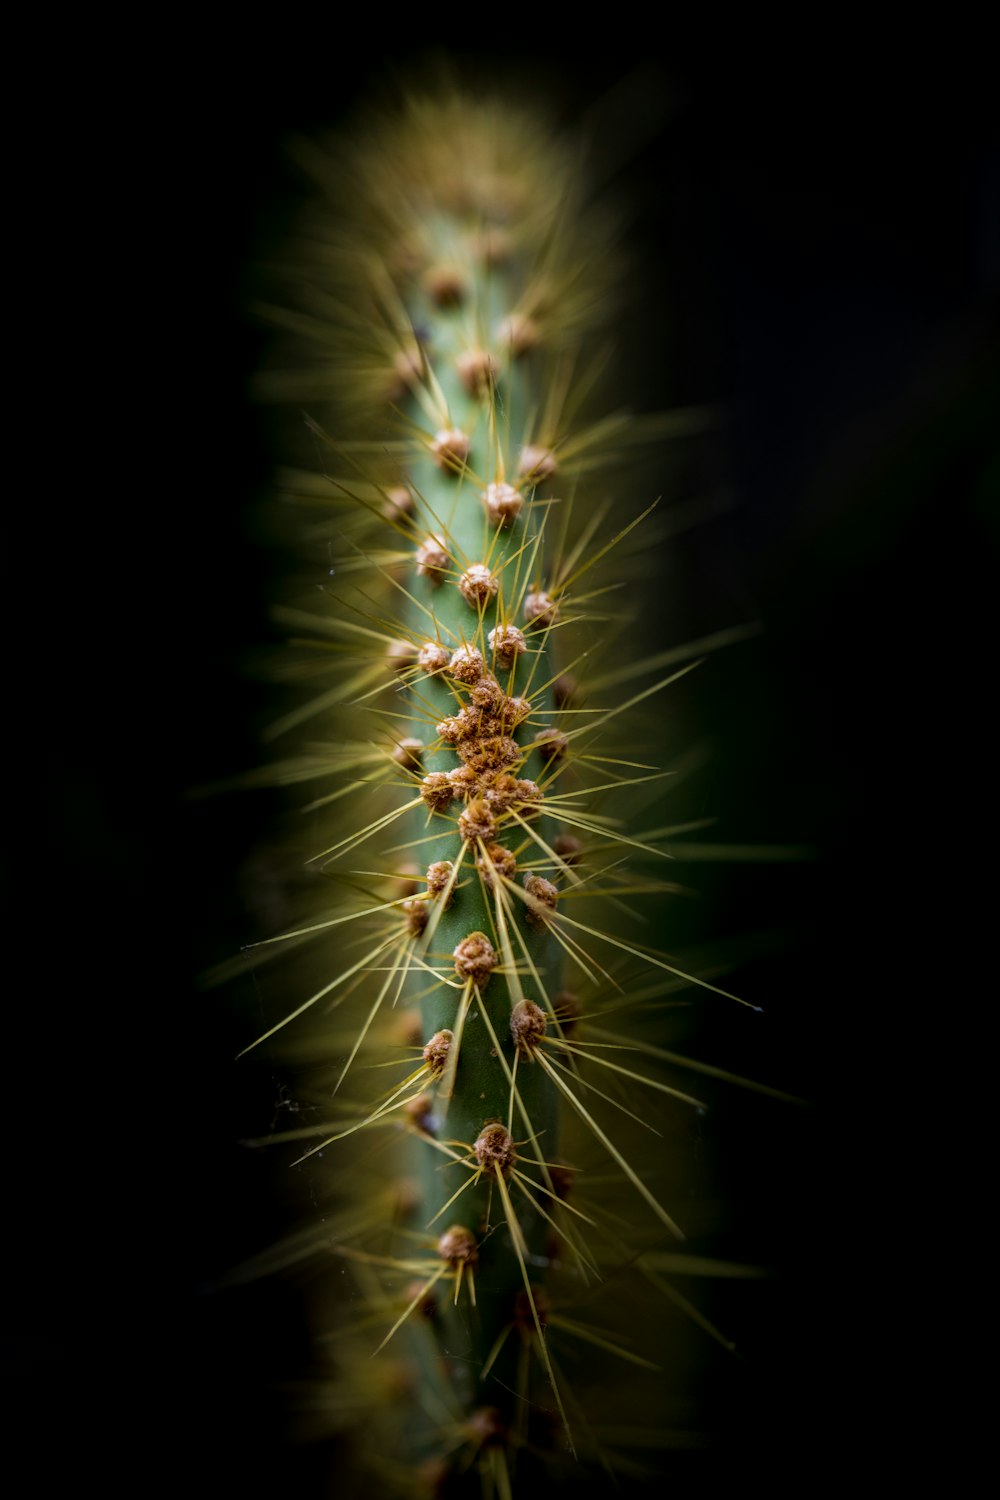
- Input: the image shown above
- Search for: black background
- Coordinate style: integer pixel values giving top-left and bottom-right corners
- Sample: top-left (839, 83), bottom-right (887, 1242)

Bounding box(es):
top-left (14, 32), bottom-right (996, 1497)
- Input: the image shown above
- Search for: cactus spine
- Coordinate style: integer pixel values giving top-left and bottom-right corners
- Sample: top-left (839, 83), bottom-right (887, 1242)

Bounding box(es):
top-left (245, 87), bottom-right (758, 1496)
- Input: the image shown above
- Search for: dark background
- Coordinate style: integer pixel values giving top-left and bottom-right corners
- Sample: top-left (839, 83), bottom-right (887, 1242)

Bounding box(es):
top-left (16, 35), bottom-right (995, 1496)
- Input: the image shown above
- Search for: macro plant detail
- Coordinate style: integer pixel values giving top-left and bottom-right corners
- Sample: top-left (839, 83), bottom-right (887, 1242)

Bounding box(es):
top-left (236, 85), bottom-right (786, 1499)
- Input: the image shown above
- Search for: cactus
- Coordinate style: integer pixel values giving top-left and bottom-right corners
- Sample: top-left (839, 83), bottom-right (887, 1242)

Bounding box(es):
top-left (235, 83), bottom-right (785, 1497)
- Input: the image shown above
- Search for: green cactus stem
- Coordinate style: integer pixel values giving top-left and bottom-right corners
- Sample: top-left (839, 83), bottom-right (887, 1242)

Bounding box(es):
top-left (239, 85), bottom-right (781, 1499)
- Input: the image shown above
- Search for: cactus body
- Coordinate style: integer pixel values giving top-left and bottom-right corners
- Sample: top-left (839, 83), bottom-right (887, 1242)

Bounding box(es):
top-left (243, 87), bottom-right (761, 1496)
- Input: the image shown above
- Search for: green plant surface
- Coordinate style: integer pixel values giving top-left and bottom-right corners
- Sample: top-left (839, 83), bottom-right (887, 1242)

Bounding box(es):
top-left (234, 86), bottom-right (796, 1499)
